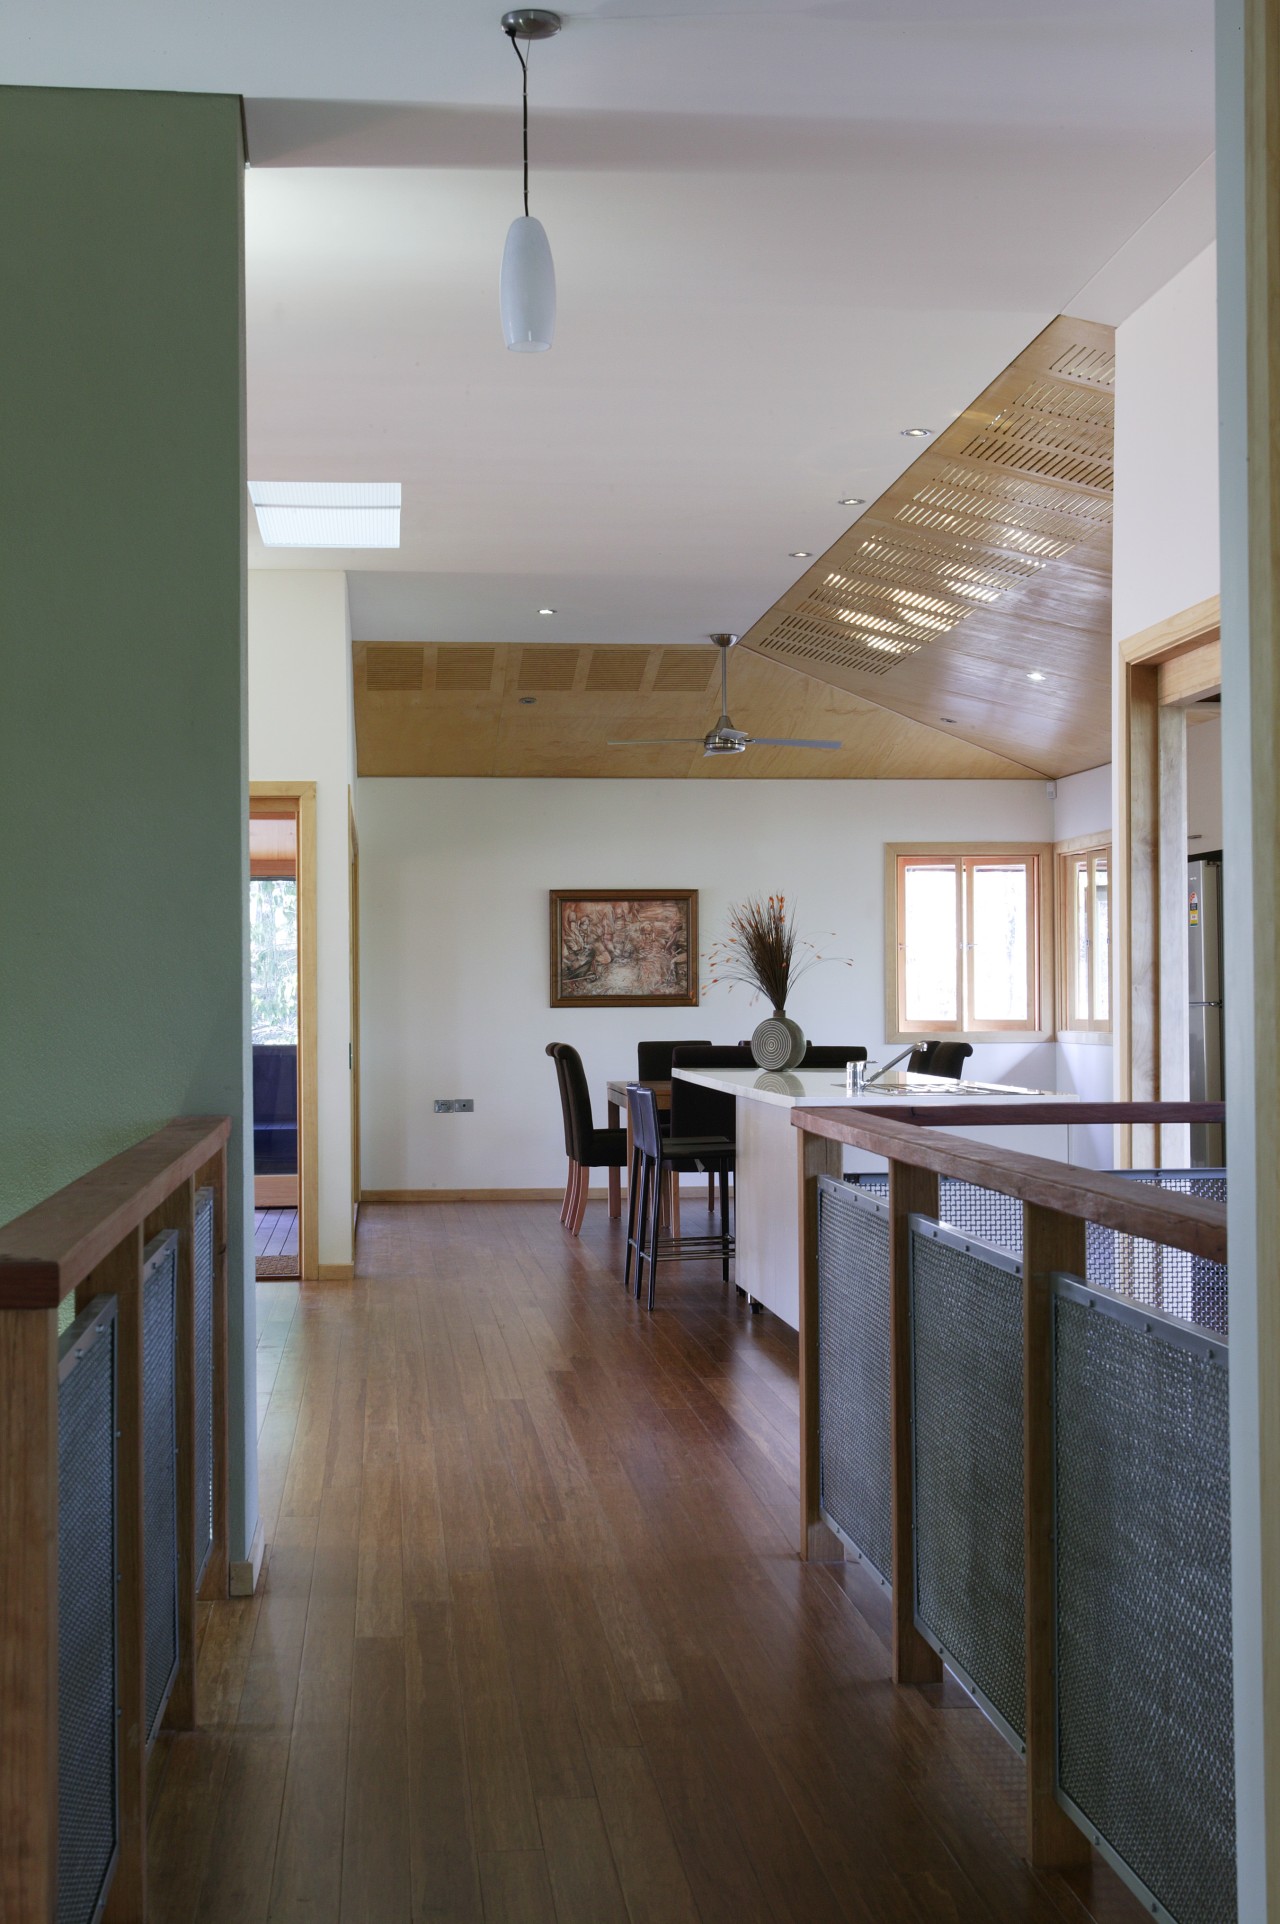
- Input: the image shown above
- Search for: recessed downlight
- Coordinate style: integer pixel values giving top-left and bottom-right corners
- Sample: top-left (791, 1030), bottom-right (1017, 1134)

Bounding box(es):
top-left (538, 606), bottom-right (556, 615)
top-left (900, 427), bottom-right (934, 439)
top-left (519, 695), bottom-right (537, 705)
top-left (837, 497), bottom-right (865, 507)
top-left (1027, 671), bottom-right (1047, 682)
top-left (789, 550), bottom-right (812, 559)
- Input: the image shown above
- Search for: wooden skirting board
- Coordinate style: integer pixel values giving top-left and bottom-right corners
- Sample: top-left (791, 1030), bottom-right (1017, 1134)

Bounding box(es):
top-left (316, 1263), bottom-right (355, 1281)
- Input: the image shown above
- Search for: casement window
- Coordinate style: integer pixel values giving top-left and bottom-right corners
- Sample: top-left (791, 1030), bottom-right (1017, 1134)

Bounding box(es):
top-left (1057, 841), bottom-right (1111, 1034)
top-left (885, 845), bottom-right (1052, 1042)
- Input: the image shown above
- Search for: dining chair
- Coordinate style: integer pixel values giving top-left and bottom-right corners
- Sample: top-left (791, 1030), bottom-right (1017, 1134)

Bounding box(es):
top-left (909, 1040), bottom-right (973, 1079)
top-left (624, 1084), bottom-right (734, 1310)
top-left (800, 1045), bottom-right (869, 1067)
top-left (546, 1043), bottom-right (577, 1226)
top-left (670, 1045), bottom-right (753, 1218)
top-left (636, 1038), bottom-right (711, 1082)
top-left (552, 1042), bottom-right (628, 1236)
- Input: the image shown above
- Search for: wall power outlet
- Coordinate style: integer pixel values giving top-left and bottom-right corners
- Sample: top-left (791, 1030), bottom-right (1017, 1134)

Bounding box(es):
top-left (434, 1098), bottom-right (475, 1113)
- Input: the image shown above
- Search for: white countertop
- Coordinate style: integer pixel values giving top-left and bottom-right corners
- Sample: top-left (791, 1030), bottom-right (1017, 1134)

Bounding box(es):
top-left (671, 1066), bottom-right (1073, 1110)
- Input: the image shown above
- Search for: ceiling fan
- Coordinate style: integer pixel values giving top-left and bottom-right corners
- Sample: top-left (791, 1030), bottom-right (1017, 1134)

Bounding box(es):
top-left (608, 634), bottom-right (842, 757)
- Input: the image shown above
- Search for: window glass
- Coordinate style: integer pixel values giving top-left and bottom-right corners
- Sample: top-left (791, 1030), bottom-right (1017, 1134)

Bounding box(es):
top-left (970, 862), bottom-right (1029, 1022)
top-left (1073, 859), bottom-right (1091, 1017)
top-left (250, 878), bottom-right (298, 1044)
top-left (1093, 858), bottom-right (1110, 1020)
top-left (903, 863), bottom-right (957, 1024)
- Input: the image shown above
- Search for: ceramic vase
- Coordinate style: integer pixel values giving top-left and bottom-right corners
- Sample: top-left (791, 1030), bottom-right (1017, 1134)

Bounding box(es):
top-left (750, 1008), bottom-right (807, 1070)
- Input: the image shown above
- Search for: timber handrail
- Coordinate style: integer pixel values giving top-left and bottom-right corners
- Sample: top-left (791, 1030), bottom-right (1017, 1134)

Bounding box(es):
top-left (0, 1114), bottom-right (232, 1924)
top-left (0, 1115), bottom-right (231, 1308)
top-left (791, 1105), bottom-right (1226, 1263)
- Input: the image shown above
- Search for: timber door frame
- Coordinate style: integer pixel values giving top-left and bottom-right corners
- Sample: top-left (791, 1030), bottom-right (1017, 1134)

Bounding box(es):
top-left (348, 789), bottom-right (361, 1232)
top-left (250, 782), bottom-right (319, 1282)
top-left (1113, 595), bottom-right (1221, 1168)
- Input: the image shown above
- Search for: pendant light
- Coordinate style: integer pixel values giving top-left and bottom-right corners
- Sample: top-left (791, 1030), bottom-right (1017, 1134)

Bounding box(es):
top-left (500, 9), bottom-right (561, 353)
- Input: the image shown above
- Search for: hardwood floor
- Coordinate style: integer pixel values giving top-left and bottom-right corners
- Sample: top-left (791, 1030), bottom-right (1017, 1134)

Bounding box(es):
top-left (149, 1201), bottom-right (1144, 1924)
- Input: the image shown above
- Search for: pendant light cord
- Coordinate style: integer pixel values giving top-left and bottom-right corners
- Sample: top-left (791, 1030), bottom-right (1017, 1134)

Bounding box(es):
top-left (506, 28), bottom-right (531, 217)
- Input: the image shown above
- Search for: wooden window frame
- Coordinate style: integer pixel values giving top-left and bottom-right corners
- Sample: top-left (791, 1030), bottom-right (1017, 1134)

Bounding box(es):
top-left (1055, 833), bottom-right (1112, 1042)
top-left (884, 842), bottom-right (1054, 1045)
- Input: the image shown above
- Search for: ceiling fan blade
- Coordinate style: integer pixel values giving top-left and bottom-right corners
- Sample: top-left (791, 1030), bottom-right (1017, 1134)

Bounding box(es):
top-left (607, 738), bottom-right (707, 746)
top-left (748, 736), bottom-right (843, 750)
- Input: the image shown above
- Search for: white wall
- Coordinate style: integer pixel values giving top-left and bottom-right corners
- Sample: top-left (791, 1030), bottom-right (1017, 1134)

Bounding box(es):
top-left (248, 570), bottom-right (356, 1268)
top-left (1052, 765), bottom-right (1114, 1166)
top-left (358, 776), bottom-right (1059, 1192)
top-left (1112, 243), bottom-right (1220, 645)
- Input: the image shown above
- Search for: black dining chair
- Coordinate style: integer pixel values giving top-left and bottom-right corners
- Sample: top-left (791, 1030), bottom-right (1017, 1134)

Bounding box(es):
top-left (669, 1045), bottom-right (752, 1219)
top-left (546, 1043), bottom-right (577, 1226)
top-left (636, 1039), bottom-right (711, 1082)
top-left (624, 1084), bottom-right (734, 1309)
top-left (798, 1046), bottom-right (869, 1068)
top-left (909, 1040), bottom-right (973, 1079)
top-left (550, 1042), bottom-right (628, 1236)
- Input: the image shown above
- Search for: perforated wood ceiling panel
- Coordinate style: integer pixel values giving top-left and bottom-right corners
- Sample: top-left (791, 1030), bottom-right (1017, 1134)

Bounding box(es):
top-left (354, 642), bottom-right (1040, 780)
top-left (366, 643), bottom-right (424, 692)
top-left (739, 314), bottom-right (1115, 777)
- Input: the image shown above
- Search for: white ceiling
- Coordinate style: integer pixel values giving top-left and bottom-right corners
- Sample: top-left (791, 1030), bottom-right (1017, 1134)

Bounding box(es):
top-left (8, 0), bottom-right (1216, 652)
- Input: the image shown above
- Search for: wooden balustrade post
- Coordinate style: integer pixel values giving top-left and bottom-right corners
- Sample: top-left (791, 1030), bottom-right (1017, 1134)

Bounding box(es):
top-left (146, 1179), bottom-right (198, 1732)
top-left (888, 1159), bottom-right (943, 1686)
top-left (98, 1226), bottom-right (149, 1924)
top-left (1022, 1203), bottom-right (1091, 1869)
top-left (796, 1128), bottom-right (844, 1561)
top-left (0, 1305), bottom-right (58, 1924)
top-left (197, 1144), bottom-right (230, 1603)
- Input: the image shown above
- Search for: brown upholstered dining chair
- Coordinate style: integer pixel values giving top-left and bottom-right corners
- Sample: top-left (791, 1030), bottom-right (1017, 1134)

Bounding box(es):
top-left (547, 1042), bottom-right (627, 1237)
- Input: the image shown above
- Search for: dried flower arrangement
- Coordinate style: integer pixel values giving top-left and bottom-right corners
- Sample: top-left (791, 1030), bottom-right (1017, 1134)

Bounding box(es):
top-left (705, 894), bottom-right (848, 1014)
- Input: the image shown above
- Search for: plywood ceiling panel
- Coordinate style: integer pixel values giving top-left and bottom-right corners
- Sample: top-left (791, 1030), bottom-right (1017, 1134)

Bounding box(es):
top-left (737, 315), bottom-right (1115, 778)
top-left (353, 641), bottom-right (1041, 781)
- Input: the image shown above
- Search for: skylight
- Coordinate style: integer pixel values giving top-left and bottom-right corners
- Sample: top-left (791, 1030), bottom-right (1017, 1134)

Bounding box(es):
top-left (248, 481), bottom-right (401, 549)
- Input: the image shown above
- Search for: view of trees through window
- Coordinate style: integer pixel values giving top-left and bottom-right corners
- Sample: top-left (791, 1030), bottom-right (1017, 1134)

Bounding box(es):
top-left (250, 878), bottom-right (298, 1044)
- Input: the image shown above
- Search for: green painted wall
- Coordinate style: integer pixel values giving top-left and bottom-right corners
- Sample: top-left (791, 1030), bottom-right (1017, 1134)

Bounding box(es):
top-left (0, 87), bottom-right (256, 1558)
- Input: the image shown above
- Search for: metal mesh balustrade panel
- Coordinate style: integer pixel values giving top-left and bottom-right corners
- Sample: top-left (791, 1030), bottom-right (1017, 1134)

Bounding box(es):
top-left (143, 1233), bottom-right (180, 1742)
top-left (817, 1180), bottom-right (892, 1581)
top-left (845, 1174), bottom-right (1021, 1252)
top-left (1086, 1172), bottom-right (1229, 1337)
top-left (58, 1298), bottom-right (119, 1924)
top-left (1053, 1283), bottom-right (1235, 1924)
top-left (910, 1223), bottom-right (1026, 1745)
top-left (194, 1188), bottom-right (215, 1582)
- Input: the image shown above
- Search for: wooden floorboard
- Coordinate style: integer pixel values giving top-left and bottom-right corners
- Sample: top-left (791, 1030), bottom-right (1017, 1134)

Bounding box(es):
top-left (149, 1200), bottom-right (1147, 1924)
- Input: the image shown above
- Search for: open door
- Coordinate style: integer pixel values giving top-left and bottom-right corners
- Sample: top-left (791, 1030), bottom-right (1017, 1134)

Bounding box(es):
top-left (249, 783), bottom-right (317, 1280)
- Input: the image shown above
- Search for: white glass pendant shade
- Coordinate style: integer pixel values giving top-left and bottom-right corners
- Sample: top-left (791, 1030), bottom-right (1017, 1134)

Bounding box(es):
top-left (501, 215), bottom-right (556, 352)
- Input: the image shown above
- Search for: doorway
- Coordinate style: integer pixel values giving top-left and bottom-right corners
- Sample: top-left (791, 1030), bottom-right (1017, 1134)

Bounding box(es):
top-left (250, 783), bottom-right (318, 1280)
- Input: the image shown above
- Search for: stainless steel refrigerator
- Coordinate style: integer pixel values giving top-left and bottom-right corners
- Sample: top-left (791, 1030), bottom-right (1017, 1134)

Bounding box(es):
top-left (1188, 854), bottom-right (1225, 1166)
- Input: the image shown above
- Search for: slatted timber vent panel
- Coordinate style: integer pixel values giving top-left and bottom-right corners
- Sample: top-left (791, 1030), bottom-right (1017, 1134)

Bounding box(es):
top-left (517, 647), bottom-right (578, 693)
top-left (434, 646), bottom-right (495, 693)
top-left (58, 1295), bottom-right (119, 1924)
top-left (365, 644), bottom-right (424, 692)
top-left (1048, 339), bottom-right (1116, 387)
top-left (1053, 1279), bottom-right (1235, 1924)
top-left (895, 465), bottom-right (1109, 560)
top-left (759, 612), bottom-right (914, 678)
top-left (142, 1231), bottom-right (180, 1744)
top-left (652, 648), bottom-right (716, 694)
top-left (194, 1187), bottom-right (215, 1583)
top-left (816, 1178), bottom-right (893, 1582)
top-left (958, 377), bottom-right (1114, 492)
top-left (910, 1218), bottom-right (1026, 1748)
top-left (585, 648), bottom-right (649, 693)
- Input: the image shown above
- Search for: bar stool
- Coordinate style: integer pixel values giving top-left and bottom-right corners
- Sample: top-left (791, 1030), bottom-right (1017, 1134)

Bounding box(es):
top-left (624, 1084), bottom-right (734, 1310)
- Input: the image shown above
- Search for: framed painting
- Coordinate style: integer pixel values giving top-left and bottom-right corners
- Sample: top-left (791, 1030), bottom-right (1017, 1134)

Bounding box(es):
top-left (550, 890), bottom-right (699, 1008)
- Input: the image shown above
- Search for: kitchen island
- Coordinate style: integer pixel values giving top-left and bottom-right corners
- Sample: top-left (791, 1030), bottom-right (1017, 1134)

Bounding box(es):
top-left (671, 1065), bottom-right (1078, 1328)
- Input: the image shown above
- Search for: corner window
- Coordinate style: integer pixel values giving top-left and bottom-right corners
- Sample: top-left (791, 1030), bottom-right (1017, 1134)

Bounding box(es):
top-left (1058, 843), bottom-right (1110, 1033)
top-left (888, 846), bottom-right (1049, 1041)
